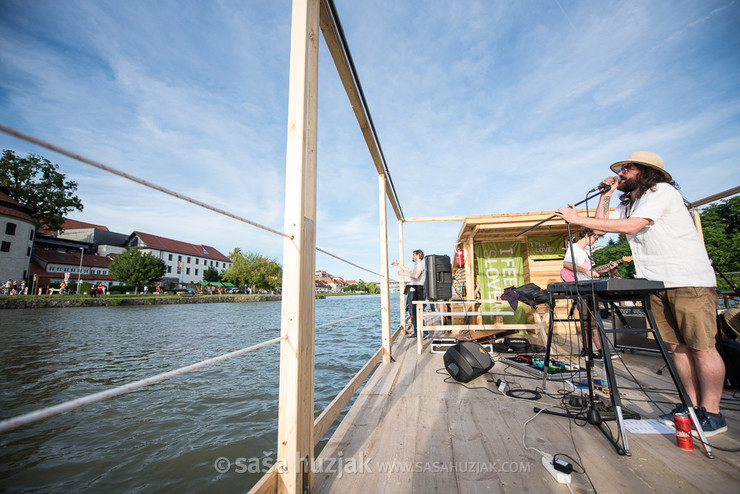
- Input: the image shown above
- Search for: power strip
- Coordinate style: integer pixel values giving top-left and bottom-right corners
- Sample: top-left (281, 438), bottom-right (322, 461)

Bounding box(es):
top-left (541, 454), bottom-right (571, 484)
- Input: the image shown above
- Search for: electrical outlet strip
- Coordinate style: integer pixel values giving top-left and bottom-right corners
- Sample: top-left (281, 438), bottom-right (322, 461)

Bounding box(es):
top-left (541, 454), bottom-right (571, 484)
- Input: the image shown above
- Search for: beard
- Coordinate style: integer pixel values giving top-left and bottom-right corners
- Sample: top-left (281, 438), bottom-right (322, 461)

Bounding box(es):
top-left (617, 176), bottom-right (638, 192)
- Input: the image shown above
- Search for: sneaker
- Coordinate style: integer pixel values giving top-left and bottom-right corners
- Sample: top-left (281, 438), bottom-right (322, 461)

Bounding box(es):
top-left (657, 403), bottom-right (688, 427)
top-left (407, 332), bottom-right (417, 338)
top-left (695, 408), bottom-right (727, 437)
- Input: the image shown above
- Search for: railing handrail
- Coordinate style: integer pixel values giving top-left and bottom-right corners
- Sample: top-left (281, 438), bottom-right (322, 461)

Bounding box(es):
top-left (0, 335), bottom-right (286, 433)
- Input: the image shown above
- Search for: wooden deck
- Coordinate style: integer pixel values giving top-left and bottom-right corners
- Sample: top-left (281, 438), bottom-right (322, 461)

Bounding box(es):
top-left (314, 332), bottom-right (740, 493)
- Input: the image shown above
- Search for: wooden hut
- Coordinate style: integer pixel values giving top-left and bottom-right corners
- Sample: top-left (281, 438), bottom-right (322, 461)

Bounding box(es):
top-left (455, 209), bottom-right (596, 334)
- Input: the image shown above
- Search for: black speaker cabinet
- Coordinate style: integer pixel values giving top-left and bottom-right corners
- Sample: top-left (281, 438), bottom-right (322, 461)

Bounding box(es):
top-left (612, 309), bottom-right (659, 353)
top-left (425, 254), bottom-right (452, 301)
top-left (443, 341), bottom-right (494, 383)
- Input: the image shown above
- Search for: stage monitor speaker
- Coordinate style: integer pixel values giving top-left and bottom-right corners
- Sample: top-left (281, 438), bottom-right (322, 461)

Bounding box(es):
top-left (443, 341), bottom-right (494, 383)
top-left (425, 254), bottom-right (452, 301)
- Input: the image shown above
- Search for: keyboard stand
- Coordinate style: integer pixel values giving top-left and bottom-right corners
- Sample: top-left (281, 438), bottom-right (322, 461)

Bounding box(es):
top-left (539, 285), bottom-right (713, 458)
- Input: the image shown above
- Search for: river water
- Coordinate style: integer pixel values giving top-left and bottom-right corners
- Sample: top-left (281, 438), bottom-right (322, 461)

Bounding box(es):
top-left (0, 294), bottom-right (400, 492)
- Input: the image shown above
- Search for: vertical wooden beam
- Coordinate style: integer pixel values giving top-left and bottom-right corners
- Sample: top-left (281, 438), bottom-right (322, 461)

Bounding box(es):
top-left (277, 0), bottom-right (319, 492)
top-left (379, 176), bottom-right (392, 362)
top-left (464, 236), bottom-right (475, 300)
top-left (692, 208), bottom-right (705, 242)
top-left (398, 220), bottom-right (406, 332)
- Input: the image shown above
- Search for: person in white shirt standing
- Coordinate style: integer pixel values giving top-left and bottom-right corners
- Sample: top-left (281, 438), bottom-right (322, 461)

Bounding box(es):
top-left (393, 249), bottom-right (426, 337)
top-left (555, 151), bottom-right (726, 436)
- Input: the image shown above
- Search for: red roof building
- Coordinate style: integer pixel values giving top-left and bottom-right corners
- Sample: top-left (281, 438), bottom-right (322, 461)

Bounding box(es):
top-left (125, 231), bottom-right (232, 286)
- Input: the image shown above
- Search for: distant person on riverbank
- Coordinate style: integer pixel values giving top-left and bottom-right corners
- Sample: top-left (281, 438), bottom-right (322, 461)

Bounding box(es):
top-left (393, 249), bottom-right (426, 337)
top-left (554, 151), bottom-right (726, 436)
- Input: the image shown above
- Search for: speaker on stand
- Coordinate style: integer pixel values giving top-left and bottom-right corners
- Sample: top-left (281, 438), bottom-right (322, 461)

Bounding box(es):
top-left (425, 254), bottom-right (452, 301)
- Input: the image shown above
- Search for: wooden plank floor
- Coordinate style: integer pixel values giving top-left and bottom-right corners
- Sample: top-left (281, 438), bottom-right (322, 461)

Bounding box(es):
top-left (314, 332), bottom-right (740, 493)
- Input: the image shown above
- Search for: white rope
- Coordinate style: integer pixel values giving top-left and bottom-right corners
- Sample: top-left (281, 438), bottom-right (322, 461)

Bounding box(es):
top-left (0, 124), bottom-right (291, 240)
top-left (0, 123), bottom-right (395, 281)
top-left (315, 308), bottom-right (382, 329)
top-left (0, 335), bottom-right (286, 434)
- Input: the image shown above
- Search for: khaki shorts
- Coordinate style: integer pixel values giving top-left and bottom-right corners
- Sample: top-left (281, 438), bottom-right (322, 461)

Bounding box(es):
top-left (649, 287), bottom-right (718, 351)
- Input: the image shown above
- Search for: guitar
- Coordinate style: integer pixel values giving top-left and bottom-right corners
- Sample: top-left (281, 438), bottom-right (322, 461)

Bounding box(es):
top-left (560, 256), bottom-right (633, 282)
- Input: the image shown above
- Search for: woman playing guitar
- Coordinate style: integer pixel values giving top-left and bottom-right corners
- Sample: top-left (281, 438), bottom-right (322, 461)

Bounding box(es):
top-left (561, 227), bottom-right (622, 360)
top-left (561, 228), bottom-right (622, 282)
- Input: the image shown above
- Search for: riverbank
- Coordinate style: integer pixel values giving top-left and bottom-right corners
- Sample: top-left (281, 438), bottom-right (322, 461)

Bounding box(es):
top-left (0, 293), bottom-right (289, 310)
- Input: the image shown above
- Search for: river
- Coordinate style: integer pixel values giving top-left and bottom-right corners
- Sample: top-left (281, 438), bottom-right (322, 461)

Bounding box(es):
top-left (0, 294), bottom-right (401, 492)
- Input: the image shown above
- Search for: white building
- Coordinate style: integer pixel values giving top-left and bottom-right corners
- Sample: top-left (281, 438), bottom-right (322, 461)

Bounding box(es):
top-left (124, 231), bottom-right (232, 287)
top-left (0, 187), bottom-right (36, 284)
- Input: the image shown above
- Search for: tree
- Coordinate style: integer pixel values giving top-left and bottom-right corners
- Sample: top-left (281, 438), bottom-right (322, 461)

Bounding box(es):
top-left (203, 265), bottom-right (222, 282)
top-left (700, 196), bottom-right (740, 290)
top-left (221, 249), bottom-right (283, 292)
top-left (108, 249), bottom-right (166, 293)
top-left (0, 149), bottom-right (84, 231)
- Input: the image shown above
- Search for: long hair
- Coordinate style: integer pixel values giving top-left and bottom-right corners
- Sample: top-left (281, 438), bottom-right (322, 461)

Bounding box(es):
top-left (619, 165), bottom-right (678, 205)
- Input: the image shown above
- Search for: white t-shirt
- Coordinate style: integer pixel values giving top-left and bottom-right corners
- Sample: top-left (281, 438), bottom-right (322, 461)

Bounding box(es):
top-left (563, 243), bottom-right (595, 281)
top-left (411, 260), bottom-right (425, 286)
top-left (610, 183), bottom-right (715, 288)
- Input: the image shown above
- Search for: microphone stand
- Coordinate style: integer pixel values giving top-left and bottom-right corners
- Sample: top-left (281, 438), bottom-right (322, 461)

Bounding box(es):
top-left (524, 188), bottom-right (631, 454)
top-left (514, 189), bottom-right (605, 238)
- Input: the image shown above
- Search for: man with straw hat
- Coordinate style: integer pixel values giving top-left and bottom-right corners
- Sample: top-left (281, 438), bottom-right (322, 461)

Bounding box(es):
top-left (554, 151), bottom-right (727, 436)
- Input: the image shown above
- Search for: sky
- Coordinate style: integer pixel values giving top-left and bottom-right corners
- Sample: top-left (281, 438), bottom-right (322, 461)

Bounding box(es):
top-left (1, 0), bottom-right (739, 283)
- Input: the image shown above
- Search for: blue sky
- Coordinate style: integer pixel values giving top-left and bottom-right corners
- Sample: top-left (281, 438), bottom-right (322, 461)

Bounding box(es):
top-left (1, 1), bottom-right (739, 283)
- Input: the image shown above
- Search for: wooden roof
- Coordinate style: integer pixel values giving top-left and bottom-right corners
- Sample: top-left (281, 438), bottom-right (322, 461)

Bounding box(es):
top-left (456, 209), bottom-right (593, 244)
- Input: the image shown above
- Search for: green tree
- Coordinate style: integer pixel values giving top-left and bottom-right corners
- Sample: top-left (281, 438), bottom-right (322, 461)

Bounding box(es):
top-left (203, 265), bottom-right (222, 282)
top-left (366, 281), bottom-right (379, 294)
top-left (700, 196), bottom-right (740, 290)
top-left (0, 150), bottom-right (84, 231)
top-left (592, 234), bottom-right (635, 279)
top-left (221, 249), bottom-right (282, 292)
top-left (109, 249), bottom-right (166, 293)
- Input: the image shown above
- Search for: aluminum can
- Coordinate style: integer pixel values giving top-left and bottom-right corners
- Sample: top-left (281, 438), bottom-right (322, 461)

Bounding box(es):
top-left (674, 411), bottom-right (694, 450)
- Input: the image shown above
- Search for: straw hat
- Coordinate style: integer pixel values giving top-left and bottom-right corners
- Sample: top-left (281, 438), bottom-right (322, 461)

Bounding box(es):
top-left (609, 151), bottom-right (672, 181)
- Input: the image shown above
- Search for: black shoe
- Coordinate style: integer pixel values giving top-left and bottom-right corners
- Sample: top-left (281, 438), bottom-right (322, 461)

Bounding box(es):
top-left (696, 408), bottom-right (727, 437)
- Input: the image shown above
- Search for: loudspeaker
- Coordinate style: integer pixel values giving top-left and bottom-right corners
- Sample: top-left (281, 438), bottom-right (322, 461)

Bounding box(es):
top-left (425, 254), bottom-right (452, 301)
top-left (443, 341), bottom-right (494, 383)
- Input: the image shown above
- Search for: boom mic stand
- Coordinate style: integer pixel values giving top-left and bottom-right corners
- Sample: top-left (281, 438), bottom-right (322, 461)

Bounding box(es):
top-left (516, 189), bottom-right (634, 455)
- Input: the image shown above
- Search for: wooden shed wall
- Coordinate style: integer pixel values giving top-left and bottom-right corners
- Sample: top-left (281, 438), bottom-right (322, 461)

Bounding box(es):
top-left (455, 210), bottom-right (595, 334)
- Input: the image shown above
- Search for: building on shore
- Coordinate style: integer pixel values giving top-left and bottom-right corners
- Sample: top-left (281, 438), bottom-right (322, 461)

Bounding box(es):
top-left (124, 231), bottom-right (231, 288)
top-left (0, 186), bottom-right (36, 285)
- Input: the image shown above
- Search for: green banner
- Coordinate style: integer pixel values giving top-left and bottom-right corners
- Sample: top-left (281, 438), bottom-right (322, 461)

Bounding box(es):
top-left (474, 241), bottom-right (525, 324)
top-left (528, 235), bottom-right (566, 260)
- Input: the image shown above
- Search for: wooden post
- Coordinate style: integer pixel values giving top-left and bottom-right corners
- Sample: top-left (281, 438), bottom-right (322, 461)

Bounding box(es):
top-left (276, 0), bottom-right (319, 492)
top-left (464, 236), bottom-right (475, 301)
top-left (379, 176), bottom-right (392, 362)
top-left (398, 220), bottom-right (406, 333)
top-left (692, 208), bottom-right (705, 242)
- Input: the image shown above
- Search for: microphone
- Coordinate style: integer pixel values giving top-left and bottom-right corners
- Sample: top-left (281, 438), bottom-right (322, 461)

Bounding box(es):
top-left (588, 182), bottom-right (612, 193)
